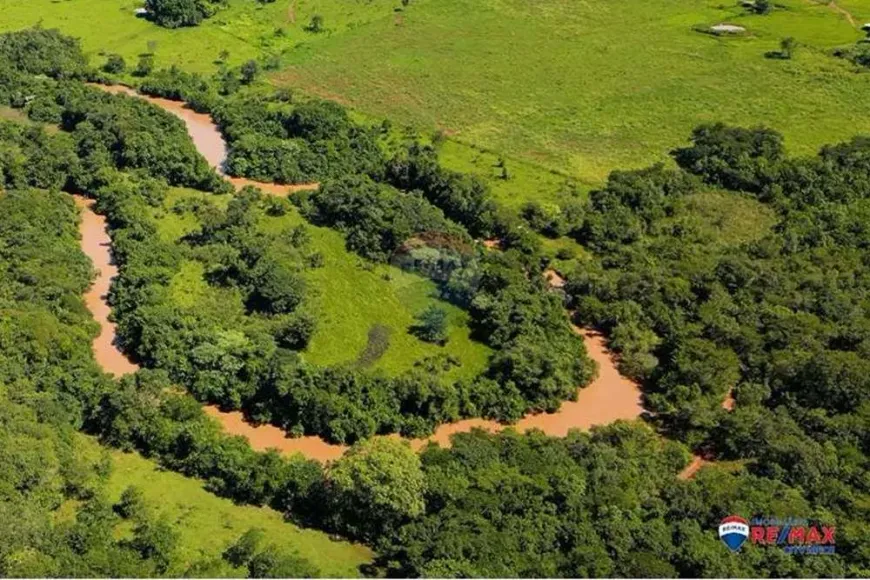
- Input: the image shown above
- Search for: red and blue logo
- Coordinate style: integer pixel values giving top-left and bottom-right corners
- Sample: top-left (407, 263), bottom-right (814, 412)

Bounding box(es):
top-left (717, 516), bottom-right (836, 555)
top-left (718, 515), bottom-right (749, 552)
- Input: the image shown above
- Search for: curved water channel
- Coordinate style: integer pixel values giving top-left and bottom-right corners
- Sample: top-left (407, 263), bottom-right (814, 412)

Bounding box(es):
top-left (77, 84), bottom-right (645, 462)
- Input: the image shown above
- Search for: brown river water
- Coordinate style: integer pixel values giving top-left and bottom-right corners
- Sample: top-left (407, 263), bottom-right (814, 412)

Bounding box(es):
top-left (77, 84), bottom-right (645, 462)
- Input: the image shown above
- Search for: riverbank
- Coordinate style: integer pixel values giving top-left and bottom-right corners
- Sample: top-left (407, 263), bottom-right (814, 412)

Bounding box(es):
top-left (75, 84), bottom-right (646, 463)
top-left (73, 194), bottom-right (139, 377)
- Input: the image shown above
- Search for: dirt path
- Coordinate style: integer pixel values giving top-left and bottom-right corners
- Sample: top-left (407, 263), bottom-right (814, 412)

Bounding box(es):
top-left (830, 0), bottom-right (857, 27)
top-left (677, 455), bottom-right (707, 480)
top-left (810, 0), bottom-right (859, 27)
top-left (545, 268), bottom-right (566, 288)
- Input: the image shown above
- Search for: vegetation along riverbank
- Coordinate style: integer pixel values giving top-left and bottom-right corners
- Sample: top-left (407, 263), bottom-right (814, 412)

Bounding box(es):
top-left (0, 20), bottom-right (868, 578)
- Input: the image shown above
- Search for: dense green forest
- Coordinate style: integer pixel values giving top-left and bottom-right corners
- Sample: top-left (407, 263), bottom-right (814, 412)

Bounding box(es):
top-left (0, 188), bottom-right (327, 576)
top-left (0, 26), bottom-right (867, 578)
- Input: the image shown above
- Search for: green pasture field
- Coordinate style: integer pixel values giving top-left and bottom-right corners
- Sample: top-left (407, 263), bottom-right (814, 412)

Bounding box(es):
top-left (276, 0), bottom-right (870, 182)
top-left (67, 435), bottom-right (371, 577)
top-left (154, 187), bottom-right (491, 379)
top-left (4, 0), bottom-right (869, 206)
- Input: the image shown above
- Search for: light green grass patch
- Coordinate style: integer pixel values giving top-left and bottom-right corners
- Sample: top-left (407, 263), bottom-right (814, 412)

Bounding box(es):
top-left (0, 105), bottom-right (28, 123)
top-left (73, 435), bottom-right (371, 577)
top-left (540, 235), bottom-right (590, 274)
top-left (681, 190), bottom-right (778, 246)
top-left (259, 205), bottom-right (492, 380)
top-left (274, 0), bottom-right (870, 182)
top-left (437, 139), bottom-right (583, 209)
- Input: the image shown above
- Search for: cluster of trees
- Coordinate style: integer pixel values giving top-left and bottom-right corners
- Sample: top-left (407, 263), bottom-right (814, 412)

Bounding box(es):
top-left (834, 41), bottom-right (870, 69)
top-left (295, 175), bottom-right (470, 262)
top-left (142, 0), bottom-right (288, 28)
top-left (219, 97), bottom-right (386, 184)
top-left (553, 123), bottom-right (868, 570)
top-left (144, 0), bottom-right (226, 28)
top-left (384, 143), bottom-right (500, 239)
top-left (139, 68), bottom-right (385, 182)
top-left (0, 27), bottom-right (89, 78)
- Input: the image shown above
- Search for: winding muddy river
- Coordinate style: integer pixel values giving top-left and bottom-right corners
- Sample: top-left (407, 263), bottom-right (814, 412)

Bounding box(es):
top-left (78, 84), bottom-right (645, 462)
top-left (95, 85), bottom-right (317, 196)
top-left (73, 195), bottom-right (140, 377)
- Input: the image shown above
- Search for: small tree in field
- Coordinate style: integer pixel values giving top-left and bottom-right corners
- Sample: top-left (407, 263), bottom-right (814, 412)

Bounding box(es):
top-left (103, 53), bottom-right (126, 74)
top-left (114, 485), bottom-right (147, 520)
top-left (412, 305), bottom-right (448, 344)
top-left (240, 59), bottom-right (259, 84)
top-left (306, 14), bottom-right (324, 33)
top-left (752, 0), bottom-right (772, 15)
top-left (780, 37), bottom-right (797, 59)
top-left (135, 54), bottom-right (155, 76)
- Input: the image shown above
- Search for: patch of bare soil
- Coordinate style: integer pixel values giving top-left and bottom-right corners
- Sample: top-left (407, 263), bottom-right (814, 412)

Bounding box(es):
top-left (677, 455), bottom-right (708, 480)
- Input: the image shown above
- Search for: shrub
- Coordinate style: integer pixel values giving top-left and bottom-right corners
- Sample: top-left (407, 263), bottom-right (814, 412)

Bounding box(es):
top-left (102, 53), bottom-right (126, 74)
top-left (114, 485), bottom-right (148, 520)
top-left (134, 54), bottom-right (154, 77)
top-left (411, 305), bottom-right (448, 344)
top-left (306, 14), bottom-right (325, 33)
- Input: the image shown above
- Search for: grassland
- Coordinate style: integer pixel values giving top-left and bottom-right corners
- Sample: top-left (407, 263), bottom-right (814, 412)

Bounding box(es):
top-left (680, 190), bottom-right (779, 245)
top-left (155, 188), bottom-right (491, 379)
top-left (4, 0), bottom-right (869, 206)
top-left (278, 0), bottom-right (870, 182)
top-left (71, 435), bottom-right (371, 577)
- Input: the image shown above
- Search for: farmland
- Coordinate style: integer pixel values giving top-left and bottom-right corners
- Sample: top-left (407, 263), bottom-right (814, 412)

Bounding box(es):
top-left (2, 0), bottom-right (869, 191)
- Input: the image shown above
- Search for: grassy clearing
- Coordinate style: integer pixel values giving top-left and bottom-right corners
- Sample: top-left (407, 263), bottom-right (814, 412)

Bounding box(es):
top-left (0, 105), bottom-right (28, 123)
top-left (437, 139), bottom-right (582, 209)
top-left (681, 190), bottom-right (778, 246)
top-left (154, 187), bottom-right (491, 379)
top-left (258, 202), bottom-right (492, 379)
top-left (73, 435), bottom-right (371, 577)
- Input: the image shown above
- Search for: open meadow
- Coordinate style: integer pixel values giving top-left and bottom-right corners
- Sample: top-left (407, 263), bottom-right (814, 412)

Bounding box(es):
top-left (68, 436), bottom-right (371, 577)
top-left (155, 187), bottom-right (491, 379)
top-left (3, 0), bottom-right (869, 197)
